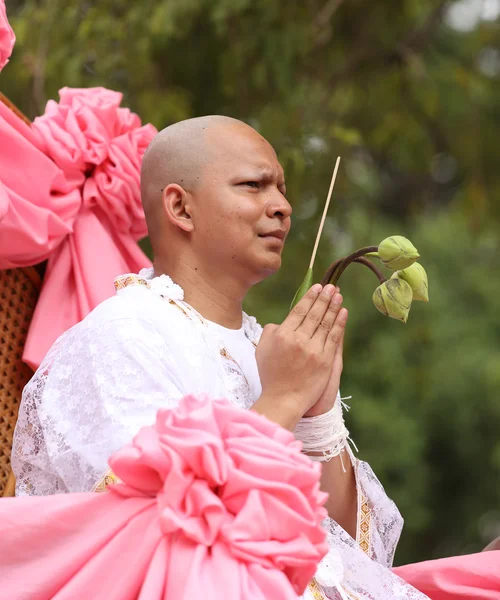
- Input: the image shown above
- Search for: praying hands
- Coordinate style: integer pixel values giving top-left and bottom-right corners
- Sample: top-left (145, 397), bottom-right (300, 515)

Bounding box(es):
top-left (253, 283), bottom-right (347, 430)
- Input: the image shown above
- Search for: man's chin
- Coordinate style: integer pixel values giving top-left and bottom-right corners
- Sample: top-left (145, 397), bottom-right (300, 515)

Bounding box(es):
top-left (251, 256), bottom-right (282, 282)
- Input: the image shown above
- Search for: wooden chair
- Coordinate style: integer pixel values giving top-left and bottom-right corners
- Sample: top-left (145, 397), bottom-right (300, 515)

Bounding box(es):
top-left (0, 268), bottom-right (41, 496)
top-left (0, 93), bottom-right (42, 497)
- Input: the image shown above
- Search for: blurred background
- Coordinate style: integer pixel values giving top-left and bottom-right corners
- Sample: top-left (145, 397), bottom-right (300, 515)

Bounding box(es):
top-left (3, 0), bottom-right (500, 565)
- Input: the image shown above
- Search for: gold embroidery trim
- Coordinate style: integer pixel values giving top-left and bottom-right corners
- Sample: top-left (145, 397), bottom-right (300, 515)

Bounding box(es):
top-left (168, 298), bottom-right (206, 325)
top-left (357, 492), bottom-right (372, 556)
top-left (92, 468), bottom-right (121, 493)
top-left (220, 348), bottom-right (251, 388)
top-left (307, 579), bottom-right (360, 600)
top-left (307, 579), bottom-right (326, 599)
top-left (114, 274), bottom-right (149, 292)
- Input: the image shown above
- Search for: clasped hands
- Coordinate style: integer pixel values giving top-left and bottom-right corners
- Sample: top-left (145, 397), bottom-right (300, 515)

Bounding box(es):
top-left (255, 284), bottom-right (348, 430)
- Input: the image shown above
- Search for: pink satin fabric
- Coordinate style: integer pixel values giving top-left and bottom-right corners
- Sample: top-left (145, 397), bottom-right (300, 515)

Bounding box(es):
top-left (0, 87), bottom-right (156, 369)
top-left (0, 0), bottom-right (15, 71)
top-left (394, 551), bottom-right (500, 599)
top-left (0, 100), bottom-right (80, 265)
top-left (0, 396), bottom-right (328, 600)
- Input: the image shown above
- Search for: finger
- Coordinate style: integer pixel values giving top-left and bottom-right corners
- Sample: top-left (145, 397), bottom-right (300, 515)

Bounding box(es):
top-left (330, 328), bottom-right (345, 392)
top-left (297, 284), bottom-right (337, 337)
top-left (332, 328), bottom-right (345, 378)
top-left (334, 325), bottom-right (345, 358)
top-left (282, 284), bottom-right (323, 330)
top-left (310, 292), bottom-right (343, 345)
top-left (325, 307), bottom-right (348, 353)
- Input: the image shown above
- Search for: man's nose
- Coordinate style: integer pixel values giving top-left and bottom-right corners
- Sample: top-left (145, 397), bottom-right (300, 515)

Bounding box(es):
top-left (266, 191), bottom-right (292, 221)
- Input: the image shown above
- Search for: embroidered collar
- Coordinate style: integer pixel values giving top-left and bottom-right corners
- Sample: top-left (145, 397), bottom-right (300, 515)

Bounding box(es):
top-left (114, 269), bottom-right (261, 345)
top-left (139, 267), bottom-right (184, 300)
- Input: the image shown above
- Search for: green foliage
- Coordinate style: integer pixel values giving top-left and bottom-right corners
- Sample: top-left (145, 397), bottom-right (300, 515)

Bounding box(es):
top-left (3, 0), bottom-right (500, 565)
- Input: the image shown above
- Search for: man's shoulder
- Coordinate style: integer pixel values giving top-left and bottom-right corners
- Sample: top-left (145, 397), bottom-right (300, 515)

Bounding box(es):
top-left (41, 286), bottom-right (184, 366)
top-left (79, 285), bottom-right (180, 336)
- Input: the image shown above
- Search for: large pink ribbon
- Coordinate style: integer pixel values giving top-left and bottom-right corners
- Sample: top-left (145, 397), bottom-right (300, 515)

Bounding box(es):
top-left (0, 87), bottom-right (156, 369)
top-left (0, 396), bottom-right (328, 600)
top-left (394, 551), bottom-right (500, 599)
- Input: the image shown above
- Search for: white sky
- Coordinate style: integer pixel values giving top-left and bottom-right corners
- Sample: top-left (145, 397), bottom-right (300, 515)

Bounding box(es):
top-left (445, 0), bottom-right (500, 31)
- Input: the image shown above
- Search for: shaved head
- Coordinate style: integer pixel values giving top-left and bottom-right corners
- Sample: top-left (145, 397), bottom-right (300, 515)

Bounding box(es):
top-left (141, 115), bottom-right (255, 242)
top-left (140, 114), bottom-right (291, 287)
top-left (141, 115), bottom-right (244, 192)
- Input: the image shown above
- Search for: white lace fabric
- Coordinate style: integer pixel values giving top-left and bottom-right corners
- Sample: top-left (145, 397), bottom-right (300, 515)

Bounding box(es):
top-left (12, 270), bottom-right (428, 599)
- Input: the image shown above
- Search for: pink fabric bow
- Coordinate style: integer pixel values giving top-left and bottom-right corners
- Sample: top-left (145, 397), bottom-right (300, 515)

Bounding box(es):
top-left (0, 86), bottom-right (156, 369)
top-left (0, 396), bottom-right (328, 600)
top-left (0, 0), bottom-right (15, 71)
top-left (394, 551), bottom-right (500, 599)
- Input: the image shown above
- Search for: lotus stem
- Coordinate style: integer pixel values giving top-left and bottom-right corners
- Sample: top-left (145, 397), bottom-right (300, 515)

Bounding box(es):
top-left (353, 257), bottom-right (387, 284)
top-left (321, 245), bottom-right (379, 286)
top-left (320, 258), bottom-right (344, 286)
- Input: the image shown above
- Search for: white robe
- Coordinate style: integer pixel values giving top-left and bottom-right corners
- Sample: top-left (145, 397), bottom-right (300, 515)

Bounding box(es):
top-left (12, 270), bottom-right (427, 599)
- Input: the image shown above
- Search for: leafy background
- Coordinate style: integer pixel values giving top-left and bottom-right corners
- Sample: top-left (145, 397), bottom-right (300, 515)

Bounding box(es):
top-left (3, 0), bottom-right (500, 564)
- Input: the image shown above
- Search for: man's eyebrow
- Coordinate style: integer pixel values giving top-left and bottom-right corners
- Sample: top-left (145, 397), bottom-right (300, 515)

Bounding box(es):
top-left (246, 165), bottom-right (273, 177)
top-left (233, 164), bottom-right (285, 186)
top-left (256, 165), bottom-right (286, 182)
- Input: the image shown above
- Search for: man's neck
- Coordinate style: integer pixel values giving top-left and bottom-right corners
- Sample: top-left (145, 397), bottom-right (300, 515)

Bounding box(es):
top-left (154, 258), bottom-right (247, 329)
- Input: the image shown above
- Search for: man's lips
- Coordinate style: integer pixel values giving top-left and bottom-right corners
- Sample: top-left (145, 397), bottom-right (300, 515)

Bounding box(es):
top-left (258, 229), bottom-right (287, 242)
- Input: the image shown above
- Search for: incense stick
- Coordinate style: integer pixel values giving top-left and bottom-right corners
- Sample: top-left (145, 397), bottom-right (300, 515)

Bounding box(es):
top-left (309, 157), bottom-right (341, 270)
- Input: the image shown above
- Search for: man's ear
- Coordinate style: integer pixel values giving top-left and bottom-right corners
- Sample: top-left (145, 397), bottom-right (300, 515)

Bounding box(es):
top-left (162, 183), bottom-right (194, 232)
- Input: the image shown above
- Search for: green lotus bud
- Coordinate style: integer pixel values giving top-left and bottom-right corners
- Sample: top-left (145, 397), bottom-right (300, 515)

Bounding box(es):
top-left (378, 236), bottom-right (420, 270)
top-left (372, 278), bottom-right (413, 323)
top-left (392, 262), bottom-right (429, 302)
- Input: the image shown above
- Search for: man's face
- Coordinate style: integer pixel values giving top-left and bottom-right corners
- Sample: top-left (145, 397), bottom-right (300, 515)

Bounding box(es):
top-left (190, 124), bottom-right (292, 284)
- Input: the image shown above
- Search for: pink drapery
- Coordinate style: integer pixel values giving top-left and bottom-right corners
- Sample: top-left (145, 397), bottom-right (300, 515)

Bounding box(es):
top-left (0, 87), bottom-right (156, 369)
top-left (0, 0), bottom-right (15, 71)
top-left (394, 551), bottom-right (500, 599)
top-left (0, 396), bottom-right (328, 600)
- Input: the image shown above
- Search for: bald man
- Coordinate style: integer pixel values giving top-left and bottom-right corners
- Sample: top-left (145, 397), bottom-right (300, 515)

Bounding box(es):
top-left (12, 117), bottom-right (425, 599)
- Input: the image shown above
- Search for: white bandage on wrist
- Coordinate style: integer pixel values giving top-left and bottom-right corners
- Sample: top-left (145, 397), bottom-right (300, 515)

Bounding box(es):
top-left (294, 394), bottom-right (352, 462)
